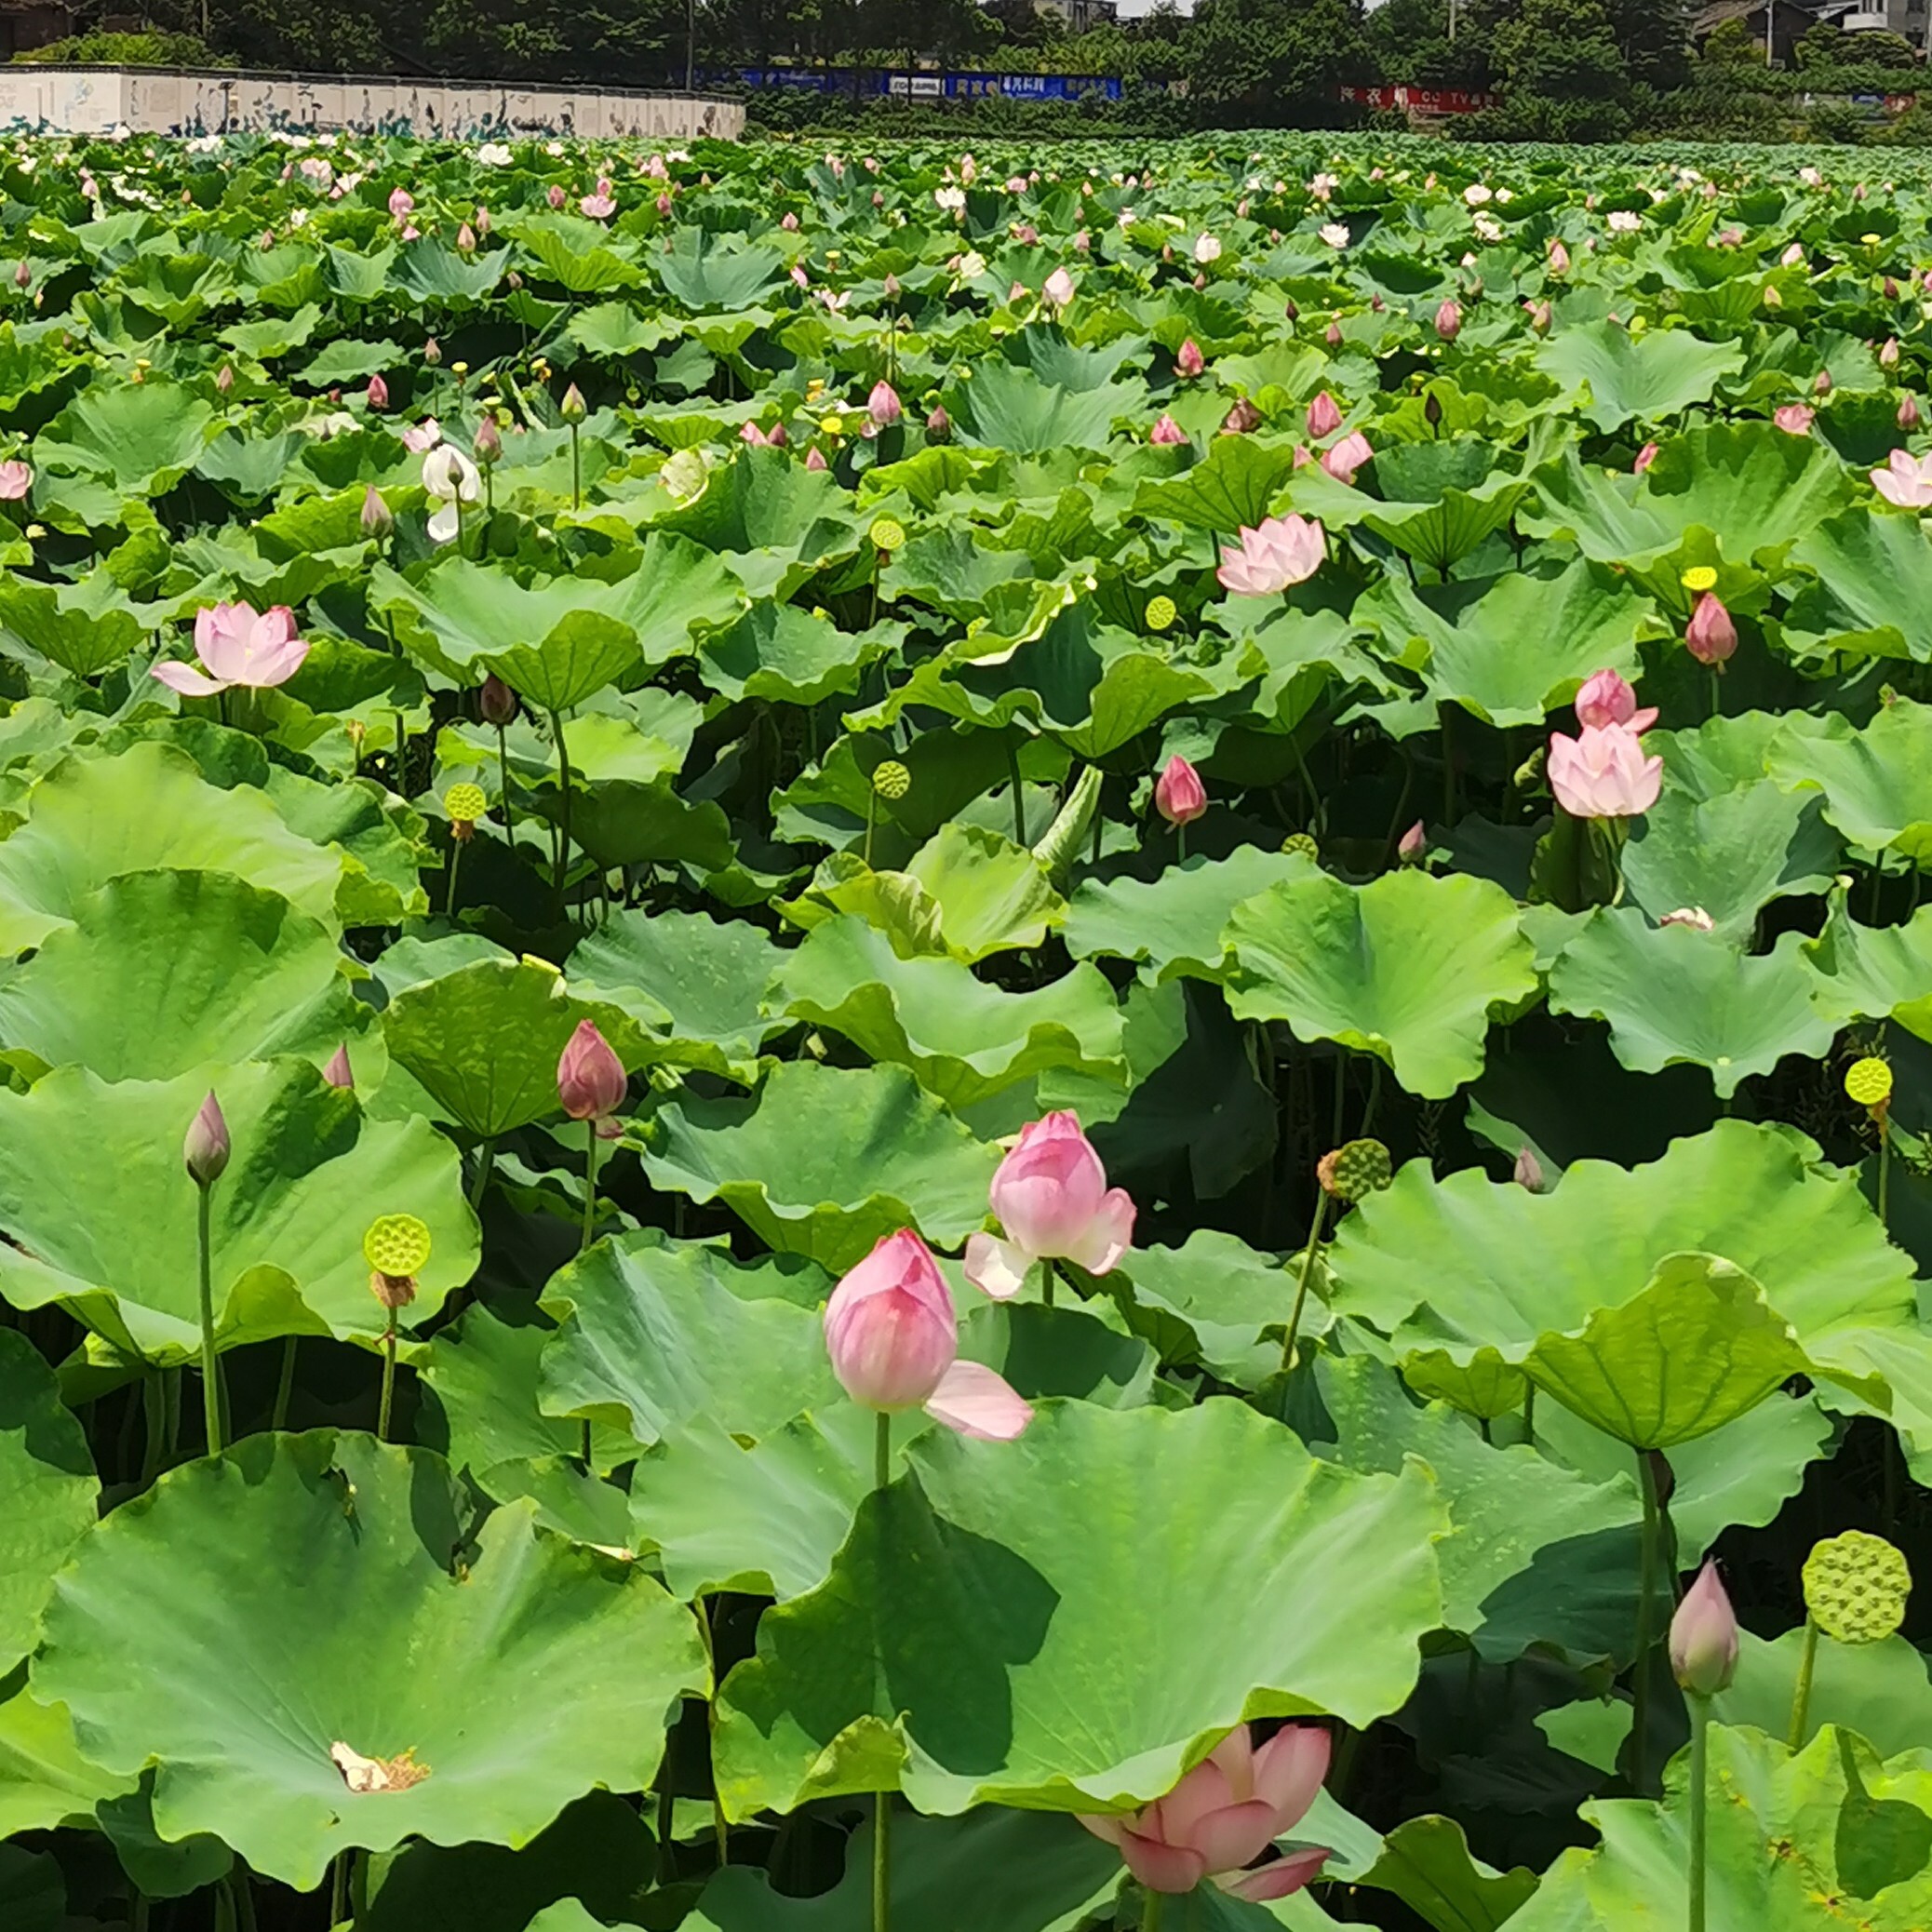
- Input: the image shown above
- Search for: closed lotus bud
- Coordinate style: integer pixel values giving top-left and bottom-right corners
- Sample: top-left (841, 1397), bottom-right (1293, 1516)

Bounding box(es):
top-left (1764, 284), bottom-right (1783, 308)
top-left (457, 223), bottom-right (476, 251)
top-left (557, 1020), bottom-right (626, 1124)
top-left (926, 404), bottom-right (950, 440)
top-left (216, 363), bottom-right (235, 395)
top-left (1284, 299), bottom-right (1299, 321)
top-left (367, 372), bottom-right (389, 411)
top-left (559, 382), bottom-right (587, 423)
top-left (805, 446), bottom-right (828, 471)
top-left (1528, 300), bottom-right (1552, 334)
top-left (1307, 391), bottom-right (1342, 439)
top-left (1513, 1146), bottom-right (1544, 1192)
top-left (1324, 320), bottom-right (1343, 348)
top-left (423, 337), bottom-right (441, 366)
top-left (1901, 395), bottom-right (1922, 432)
top-left (479, 673), bottom-right (517, 726)
top-left (474, 416), bottom-right (502, 463)
top-left (184, 1091), bottom-right (230, 1188)
top-left (883, 272), bottom-right (901, 299)
top-left (1885, 276), bottom-right (1901, 300)
top-left (1221, 397), bottom-right (1262, 435)
top-left (11, 261), bottom-right (25, 290)
top-left (360, 486), bottom-right (392, 535)
top-left (1549, 240), bottom-right (1571, 275)
top-left (1670, 1560), bottom-right (1739, 1697)
top-left (867, 379), bottom-right (902, 425)
top-left (1176, 337), bottom-right (1205, 379)
top-left (1398, 819), bottom-right (1426, 864)
top-left (323, 1043), bottom-right (355, 1090)
top-left (1686, 592), bottom-right (1737, 666)
top-left (1154, 754), bottom-right (1207, 826)
top-left (1815, 369), bottom-right (1833, 396)
top-left (1634, 441), bottom-right (1659, 474)
top-left (1881, 337), bottom-right (1900, 369)
top-left (1435, 299), bottom-right (1462, 341)
top-left (1424, 391), bottom-right (1442, 427)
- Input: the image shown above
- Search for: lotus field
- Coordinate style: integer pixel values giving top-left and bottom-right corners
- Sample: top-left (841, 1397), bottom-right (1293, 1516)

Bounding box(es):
top-left (9, 126), bottom-right (1932, 1931)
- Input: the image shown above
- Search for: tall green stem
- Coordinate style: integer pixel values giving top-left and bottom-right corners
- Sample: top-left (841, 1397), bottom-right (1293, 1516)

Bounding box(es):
top-left (1631, 1449), bottom-right (1662, 1791)
top-left (865, 787), bottom-right (879, 866)
top-left (1040, 1258), bottom-right (1055, 1309)
top-left (272, 1336), bottom-right (298, 1433)
top-left (468, 1138), bottom-right (497, 1213)
top-left (196, 1186), bottom-right (223, 1456)
top-left (874, 1409), bottom-right (892, 1932)
top-left (1005, 738), bottom-right (1026, 844)
top-left (549, 709), bottom-right (573, 919)
top-left (1688, 1692), bottom-right (1711, 1932)
top-left (1788, 1617), bottom-right (1820, 1750)
top-left (1142, 1890), bottom-right (1167, 1932)
top-left (1176, 823), bottom-right (1187, 865)
top-left (141, 1369), bottom-right (166, 1487)
top-left (378, 1308), bottom-right (397, 1443)
top-left (1878, 1120), bottom-right (1893, 1232)
top-left (496, 724), bottom-right (516, 837)
top-left (582, 1120), bottom-right (601, 1254)
top-left (330, 1853), bottom-right (348, 1928)
top-left (1281, 1193), bottom-right (1331, 1374)
top-left (570, 423), bottom-right (582, 509)
top-left (445, 837), bottom-right (465, 919)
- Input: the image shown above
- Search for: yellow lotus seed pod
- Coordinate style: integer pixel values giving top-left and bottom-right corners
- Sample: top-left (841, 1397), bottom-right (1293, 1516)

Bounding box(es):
top-left (1146, 595), bottom-right (1177, 633)
top-left (444, 783), bottom-right (487, 826)
top-left (1282, 831), bottom-right (1319, 861)
top-left (363, 1214), bottom-right (433, 1279)
top-left (1680, 565), bottom-right (1718, 594)
top-left (1846, 1057), bottom-right (1894, 1108)
top-left (1803, 1530), bottom-right (1911, 1644)
top-left (872, 759), bottom-right (911, 800)
top-left (869, 517), bottom-right (906, 552)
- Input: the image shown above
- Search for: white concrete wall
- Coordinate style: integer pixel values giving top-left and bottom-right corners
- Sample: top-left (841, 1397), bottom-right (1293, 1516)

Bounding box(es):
top-left (0, 67), bottom-right (745, 141)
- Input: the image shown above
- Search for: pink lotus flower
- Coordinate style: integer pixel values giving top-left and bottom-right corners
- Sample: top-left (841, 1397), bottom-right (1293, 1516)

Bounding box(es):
top-left (401, 418), bottom-right (441, 454)
top-left (153, 603), bottom-right (308, 698)
top-left (1155, 755), bottom-right (1207, 826)
top-left (184, 1090), bottom-right (230, 1188)
top-left (388, 187), bottom-right (413, 220)
top-left (323, 1043), bottom-right (355, 1089)
top-left (825, 1230), bottom-right (1032, 1440)
top-left (0, 460), bottom-right (31, 501)
top-left (1575, 668), bottom-right (1657, 733)
top-left (1435, 299), bottom-right (1462, 341)
top-left (657, 193), bottom-right (674, 218)
top-left (780, 211), bottom-right (798, 232)
top-left (964, 1112), bottom-right (1135, 1299)
top-left (1041, 266), bottom-right (1076, 308)
top-left (1548, 240), bottom-right (1571, 275)
top-left (1306, 391), bottom-right (1342, 439)
top-left (867, 380), bottom-right (902, 426)
top-left (1216, 515), bottom-right (1324, 597)
top-left (1774, 403), bottom-right (1815, 436)
top-left (1548, 722), bottom-right (1662, 820)
top-left (1148, 414), bottom-right (1187, 446)
top-left (457, 222), bottom-right (476, 251)
top-left (547, 183), bottom-right (567, 209)
top-left (1902, 396), bottom-right (1923, 432)
top-left (1881, 337), bottom-right (1901, 369)
top-left (1685, 592), bottom-right (1737, 665)
top-left (1176, 338), bottom-right (1205, 379)
top-left (1320, 430), bottom-right (1373, 486)
top-left (805, 447), bottom-right (828, 472)
top-left (1670, 1560), bottom-right (1738, 1696)
top-left (1079, 1724), bottom-right (1334, 1902)
top-left (1398, 820), bottom-right (1426, 863)
top-left (1872, 447), bottom-right (1932, 507)
top-left (366, 372), bottom-right (389, 411)
top-left (557, 1019), bottom-right (626, 1135)
top-left (1633, 442), bottom-right (1659, 473)
top-left (581, 177), bottom-right (616, 220)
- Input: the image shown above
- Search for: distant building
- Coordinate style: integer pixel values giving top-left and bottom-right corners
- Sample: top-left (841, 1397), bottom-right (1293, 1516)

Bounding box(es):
top-left (0, 0), bottom-right (74, 57)
top-left (1824, 0), bottom-right (1926, 42)
top-left (1035, 0), bottom-right (1120, 30)
top-left (1692, 0), bottom-right (1832, 62)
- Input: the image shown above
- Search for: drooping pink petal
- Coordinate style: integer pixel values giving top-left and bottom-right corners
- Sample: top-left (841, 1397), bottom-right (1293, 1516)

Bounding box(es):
top-left (151, 660), bottom-right (230, 698)
top-left (962, 1231), bottom-right (1032, 1302)
top-left (1066, 1187), bottom-right (1136, 1277)
top-left (1217, 1845), bottom-right (1333, 1901)
top-left (922, 1359), bottom-right (1033, 1441)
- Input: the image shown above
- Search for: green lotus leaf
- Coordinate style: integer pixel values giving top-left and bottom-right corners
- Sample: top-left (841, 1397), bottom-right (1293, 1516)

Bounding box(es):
top-left (0, 743), bottom-right (343, 955)
top-left (537, 1232), bottom-right (838, 1450)
top-left (770, 915), bottom-right (1128, 1111)
top-left (1805, 900), bottom-right (1932, 1026)
top-left (0, 870), bottom-right (370, 1082)
top-left (1222, 870), bottom-right (1538, 1098)
top-left (1105, 1229), bottom-right (1303, 1386)
top-left (32, 1433), bottom-right (708, 1891)
top-left (1547, 914), bottom-right (1834, 1098)
top-left (1357, 560), bottom-right (1654, 728)
top-left (36, 379), bottom-right (214, 492)
top-left (1766, 701), bottom-right (1932, 862)
top-left (652, 450), bottom-right (864, 600)
top-left (260, 765), bottom-right (431, 928)
top-left (1716, 1630), bottom-right (1932, 1759)
top-left (0, 1058), bottom-right (476, 1362)
top-left (392, 237), bottom-right (509, 302)
top-left (698, 605), bottom-right (902, 706)
top-left (1358, 1816), bottom-right (1536, 1932)
top-left (382, 958), bottom-right (649, 1140)
top-left (949, 361), bottom-right (1132, 456)
top-left (0, 576), bottom-right (147, 678)
top-left (1784, 510), bottom-right (1932, 664)
top-left (1535, 321), bottom-right (1747, 432)
top-left (1509, 1725), bottom-right (1932, 1932)
top-left (1400, 1349), bottom-right (1528, 1422)
top-left (638, 1061), bottom-right (1000, 1271)
top-left (1330, 1120), bottom-right (1914, 1377)
top-left (1131, 435), bottom-right (1304, 535)
top-left (653, 229), bottom-right (785, 309)
top-left (0, 1333), bottom-right (96, 1674)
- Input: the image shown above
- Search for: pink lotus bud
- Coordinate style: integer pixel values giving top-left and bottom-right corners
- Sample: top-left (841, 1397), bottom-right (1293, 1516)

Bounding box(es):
top-left (926, 405), bottom-right (949, 440)
top-left (1176, 338), bottom-right (1205, 379)
top-left (1774, 403), bottom-right (1817, 438)
top-left (1685, 592), bottom-right (1737, 666)
top-left (457, 223), bottom-right (476, 251)
top-left (1221, 397), bottom-right (1262, 436)
top-left (867, 380), bottom-right (902, 426)
top-left (1527, 301), bottom-right (1552, 334)
top-left (216, 363), bottom-right (235, 396)
top-left (1881, 338), bottom-right (1901, 369)
top-left (656, 194), bottom-right (673, 217)
top-left (184, 1091), bottom-right (230, 1188)
top-left (964, 1112), bottom-right (1136, 1299)
top-left (548, 184), bottom-right (567, 209)
top-left (360, 486), bottom-right (392, 536)
top-left (1513, 1147), bottom-right (1544, 1192)
top-left (1885, 275), bottom-right (1901, 300)
top-left (1435, 300), bottom-right (1462, 341)
top-left (1576, 667), bottom-right (1657, 733)
top-left (1321, 430), bottom-right (1373, 487)
top-left (557, 1020), bottom-right (626, 1124)
top-left (388, 187), bottom-right (413, 220)
top-left (1148, 414), bottom-right (1187, 446)
top-left (1398, 820), bottom-right (1426, 864)
top-left (323, 1044), bottom-right (355, 1089)
top-left (1548, 240), bottom-right (1571, 275)
top-left (11, 262), bottom-right (26, 290)
top-left (1306, 391), bottom-right (1342, 439)
top-left (805, 446), bottom-right (828, 471)
top-left (793, 265), bottom-right (811, 291)
top-left (1781, 242), bottom-right (1805, 268)
top-left (1633, 441), bottom-right (1659, 473)
top-left (479, 674), bottom-right (517, 726)
top-left (474, 416), bottom-right (502, 463)
top-left (476, 206), bottom-right (491, 235)
top-left (1155, 755), bottom-right (1207, 826)
top-left (367, 372), bottom-right (389, 411)
top-left (739, 422), bottom-right (769, 448)
top-left (766, 421), bottom-right (788, 449)
top-left (559, 382), bottom-right (587, 423)
top-left (1670, 1559), bottom-right (1738, 1696)
top-left (423, 337), bottom-right (441, 367)
top-left (1324, 320), bottom-right (1343, 348)
top-left (781, 211), bottom-right (798, 231)
top-left (1815, 369), bottom-right (1833, 396)
top-left (1191, 273), bottom-right (1207, 291)
top-left (1901, 395), bottom-right (1922, 432)
top-left (883, 273), bottom-right (901, 299)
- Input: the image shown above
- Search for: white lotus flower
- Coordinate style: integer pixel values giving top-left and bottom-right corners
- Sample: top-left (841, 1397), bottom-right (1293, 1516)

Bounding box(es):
top-left (422, 448), bottom-right (481, 545)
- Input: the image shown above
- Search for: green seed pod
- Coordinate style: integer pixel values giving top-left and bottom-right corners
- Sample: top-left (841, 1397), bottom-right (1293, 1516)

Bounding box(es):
top-left (871, 759), bottom-right (911, 801)
top-left (1145, 594), bottom-right (1177, 633)
top-left (444, 783), bottom-right (487, 826)
top-left (1282, 832), bottom-right (1319, 862)
top-left (1803, 1530), bottom-right (1912, 1644)
top-left (1321, 1138), bottom-right (1392, 1203)
top-left (363, 1214), bottom-right (433, 1280)
top-left (1846, 1056), bottom-right (1894, 1110)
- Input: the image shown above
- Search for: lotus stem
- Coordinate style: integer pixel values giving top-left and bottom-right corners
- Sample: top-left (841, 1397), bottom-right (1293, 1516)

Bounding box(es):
top-left (570, 423), bottom-right (582, 510)
top-left (1176, 823), bottom-right (1187, 865)
top-left (495, 723), bottom-right (516, 837)
top-left (582, 1119), bottom-right (600, 1254)
top-left (1006, 737), bottom-right (1026, 844)
top-left (1040, 1258), bottom-right (1055, 1309)
top-left (131, 1893), bottom-right (149, 1932)
top-left (865, 786), bottom-right (879, 866)
top-left (196, 1186), bottom-right (224, 1456)
top-left (468, 1137), bottom-right (497, 1213)
top-left (228, 1869), bottom-right (259, 1932)
top-left (271, 1336), bottom-right (298, 1433)
top-left (1688, 1691), bottom-right (1711, 1932)
top-left (1879, 1118), bottom-right (1893, 1232)
top-left (1631, 1449), bottom-right (1662, 1791)
top-left (445, 836), bottom-right (465, 919)
top-left (1707, 665), bottom-right (1722, 722)
top-left (1523, 1384), bottom-right (1536, 1443)
top-left (1788, 1617), bottom-right (1819, 1750)
top-left (656, 1778), bottom-right (676, 1886)
top-left (378, 1305), bottom-right (398, 1443)
top-left (141, 1370), bottom-right (166, 1487)
top-left (874, 1407), bottom-right (892, 1932)
top-left (1142, 1890), bottom-right (1165, 1932)
top-left (329, 1853), bottom-right (348, 1928)
top-left (1281, 1192), bottom-right (1331, 1375)
top-left (549, 708), bottom-right (573, 919)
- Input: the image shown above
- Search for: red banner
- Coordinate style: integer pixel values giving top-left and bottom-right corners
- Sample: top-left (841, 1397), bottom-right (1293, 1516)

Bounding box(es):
top-left (1340, 83), bottom-right (1500, 114)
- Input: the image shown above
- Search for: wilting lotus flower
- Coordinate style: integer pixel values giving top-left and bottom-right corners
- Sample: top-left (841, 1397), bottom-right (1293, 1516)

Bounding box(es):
top-left (1548, 722), bottom-right (1662, 820)
top-left (825, 1229), bottom-right (1032, 1440)
top-left (557, 1019), bottom-right (626, 1136)
top-left (1217, 514), bottom-right (1324, 596)
top-left (1513, 1147), bottom-right (1544, 1192)
top-left (1221, 397), bottom-right (1262, 436)
top-left (1872, 447), bottom-right (1932, 507)
top-left (1685, 592), bottom-right (1737, 666)
top-left (1176, 338), bottom-right (1205, 379)
top-left (867, 380), bottom-right (902, 426)
top-left (1320, 430), bottom-right (1373, 486)
top-left (1575, 668), bottom-right (1657, 733)
top-left (1306, 391), bottom-right (1342, 439)
top-left (400, 417), bottom-right (441, 454)
top-left (1633, 441), bottom-right (1659, 473)
top-left (154, 603), bottom-right (308, 697)
top-left (0, 460), bottom-right (31, 501)
top-left (1670, 1560), bottom-right (1739, 1696)
top-left (1080, 1724), bottom-right (1333, 1902)
top-left (1774, 403), bottom-right (1816, 435)
top-left (423, 447), bottom-right (482, 545)
top-left (1155, 754), bottom-right (1207, 826)
top-left (964, 1112), bottom-right (1135, 1299)
top-left (1435, 299), bottom-right (1462, 341)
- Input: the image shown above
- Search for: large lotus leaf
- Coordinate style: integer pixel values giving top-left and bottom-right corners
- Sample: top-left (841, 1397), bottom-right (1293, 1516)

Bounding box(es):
top-left (1716, 1630), bottom-right (1932, 1760)
top-left (1620, 783), bottom-right (1839, 942)
top-left (260, 766), bottom-right (431, 928)
top-left (1317, 1355), bottom-right (1640, 1661)
top-left (1534, 321), bottom-right (1746, 432)
top-left (0, 1333), bottom-right (96, 1674)
top-left (1547, 914), bottom-right (1834, 1098)
top-left (32, 1433), bottom-right (708, 1892)
top-left (0, 743), bottom-right (342, 954)
top-left (653, 229), bottom-right (785, 309)
top-left (1784, 510), bottom-right (1932, 664)
top-left (1131, 436), bottom-right (1305, 536)
top-left (35, 379), bottom-right (214, 491)
top-left (1510, 1725), bottom-right (1932, 1932)
top-left (1359, 1817), bottom-right (1536, 1932)
top-left (536, 1232), bottom-right (838, 1449)
top-left (382, 958), bottom-right (649, 1140)
top-left (1107, 1229), bottom-right (1303, 1387)
top-left (0, 870), bottom-right (369, 1082)
top-left (714, 1398), bottom-right (1443, 1818)
top-left (0, 1675), bottom-right (127, 1839)
top-left (1357, 560), bottom-right (1653, 728)
top-left (1766, 702), bottom-right (1932, 862)
top-left (1329, 1120), bottom-right (1915, 1370)
top-left (698, 605), bottom-right (901, 706)
top-left (638, 1061), bottom-right (1000, 1271)
top-left (771, 916), bottom-right (1128, 1111)
top-left (0, 1059), bottom-right (476, 1362)
top-left (653, 452), bottom-right (863, 600)
top-left (1222, 870), bottom-right (1537, 1098)
top-left (0, 576), bottom-right (147, 678)
top-left (951, 362), bottom-right (1130, 456)
top-left (1805, 903), bottom-right (1932, 1027)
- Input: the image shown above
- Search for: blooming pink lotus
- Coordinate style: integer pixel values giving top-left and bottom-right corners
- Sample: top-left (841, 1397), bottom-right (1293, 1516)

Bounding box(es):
top-left (1575, 668), bottom-right (1657, 733)
top-left (1320, 430), bottom-right (1373, 486)
top-left (1148, 414), bottom-right (1187, 446)
top-left (0, 460), bottom-right (31, 501)
top-left (964, 1111), bottom-right (1134, 1299)
top-left (400, 418), bottom-right (442, 454)
top-left (1773, 403), bottom-right (1816, 436)
top-left (1216, 515), bottom-right (1324, 597)
top-left (581, 177), bottom-right (616, 220)
top-left (1548, 722), bottom-right (1662, 820)
top-left (1080, 1724), bottom-right (1334, 1902)
top-left (558, 1019), bottom-right (626, 1137)
top-left (1155, 754), bottom-right (1207, 826)
top-left (1041, 266), bottom-right (1076, 308)
top-left (387, 187), bottom-right (413, 221)
top-left (1872, 448), bottom-right (1932, 508)
top-left (825, 1230), bottom-right (1032, 1440)
top-left (153, 603), bottom-right (308, 698)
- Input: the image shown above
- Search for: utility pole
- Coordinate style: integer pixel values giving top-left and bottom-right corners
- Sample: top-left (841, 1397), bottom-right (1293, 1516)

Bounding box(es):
top-left (687, 0), bottom-right (697, 92)
top-left (1448, 0), bottom-right (1458, 41)
top-left (1764, 0), bottom-right (1774, 67)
